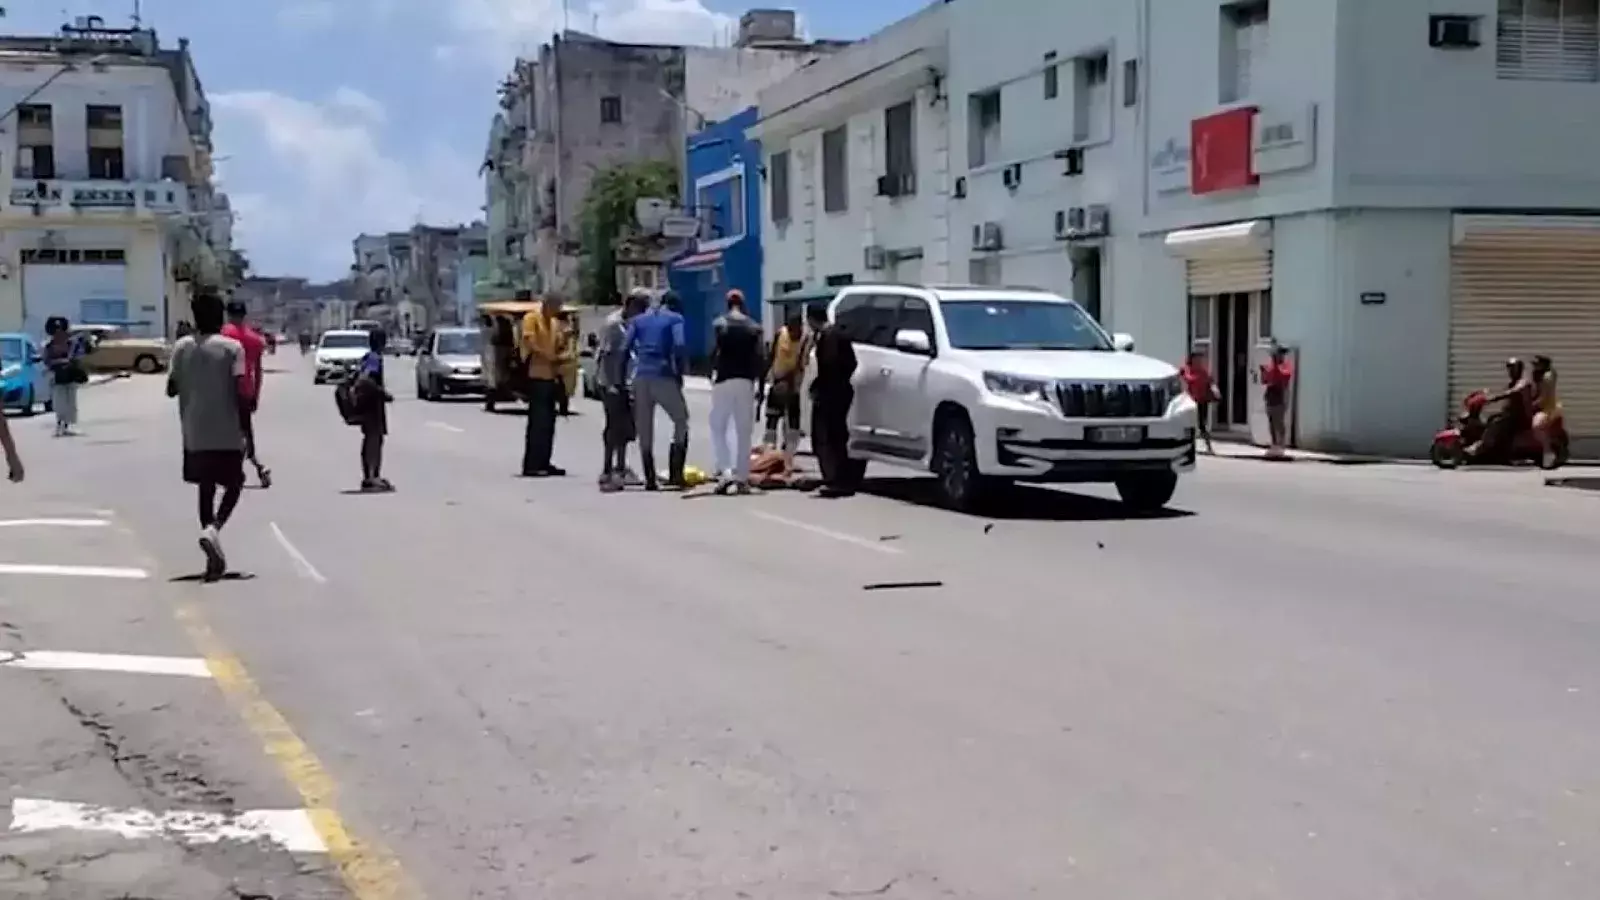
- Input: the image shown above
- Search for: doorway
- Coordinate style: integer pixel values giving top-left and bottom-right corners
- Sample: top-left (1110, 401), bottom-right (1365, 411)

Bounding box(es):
top-left (1189, 290), bottom-right (1271, 432)
top-left (1070, 245), bottom-right (1103, 321)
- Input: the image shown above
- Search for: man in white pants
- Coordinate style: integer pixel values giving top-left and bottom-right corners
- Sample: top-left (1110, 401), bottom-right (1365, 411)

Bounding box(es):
top-left (707, 289), bottom-right (765, 494)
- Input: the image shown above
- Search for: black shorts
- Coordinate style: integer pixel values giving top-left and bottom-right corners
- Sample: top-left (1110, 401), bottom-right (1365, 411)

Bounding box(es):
top-left (183, 450), bottom-right (245, 487)
top-left (766, 383), bottom-right (802, 429)
top-left (602, 388), bottom-right (634, 443)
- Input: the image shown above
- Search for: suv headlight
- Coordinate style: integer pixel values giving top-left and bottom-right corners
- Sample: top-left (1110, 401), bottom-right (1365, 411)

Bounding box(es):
top-left (983, 371), bottom-right (1053, 403)
top-left (1160, 375), bottom-right (1184, 398)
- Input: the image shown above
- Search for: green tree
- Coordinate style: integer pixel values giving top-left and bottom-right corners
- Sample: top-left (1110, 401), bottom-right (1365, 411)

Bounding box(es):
top-left (578, 159), bottom-right (678, 306)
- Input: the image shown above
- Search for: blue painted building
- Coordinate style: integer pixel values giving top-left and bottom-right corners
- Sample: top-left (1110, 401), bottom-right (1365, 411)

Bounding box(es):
top-left (668, 106), bottom-right (764, 362)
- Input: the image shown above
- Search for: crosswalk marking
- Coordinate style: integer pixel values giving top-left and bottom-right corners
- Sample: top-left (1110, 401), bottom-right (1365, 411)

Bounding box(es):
top-left (0, 650), bottom-right (211, 678)
top-left (0, 563), bottom-right (148, 579)
top-left (9, 798), bottom-right (326, 853)
top-left (0, 518), bottom-right (110, 528)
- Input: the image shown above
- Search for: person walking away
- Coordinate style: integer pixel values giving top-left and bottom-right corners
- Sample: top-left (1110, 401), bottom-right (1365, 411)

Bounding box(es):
top-left (222, 300), bottom-right (272, 488)
top-left (1259, 344), bottom-right (1293, 458)
top-left (807, 302), bottom-right (859, 497)
top-left (42, 317), bottom-right (87, 437)
top-left (625, 290), bottom-right (691, 490)
top-left (1531, 354), bottom-right (1563, 467)
top-left (761, 311), bottom-right (810, 468)
top-left (596, 290), bottom-right (647, 491)
top-left (351, 329), bottom-right (395, 491)
top-left (708, 289), bottom-right (764, 494)
top-left (166, 292), bottom-right (249, 581)
top-left (519, 296), bottom-right (568, 477)
top-left (1180, 350), bottom-right (1218, 454)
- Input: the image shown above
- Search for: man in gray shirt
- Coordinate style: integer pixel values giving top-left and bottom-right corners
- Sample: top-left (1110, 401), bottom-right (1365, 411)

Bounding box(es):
top-left (596, 289), bottom-right (648, 491)
top-left (167, 291), bottom-right (248, 580)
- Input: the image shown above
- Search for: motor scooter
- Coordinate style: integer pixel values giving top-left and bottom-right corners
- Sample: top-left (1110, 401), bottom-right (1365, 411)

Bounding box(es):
top-left (1430, 389), bottom-right (1569, 469)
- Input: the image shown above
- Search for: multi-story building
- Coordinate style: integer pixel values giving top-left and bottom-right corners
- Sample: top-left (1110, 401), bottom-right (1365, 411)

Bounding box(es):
top-left (0, 17), bottom-right (228, 338)
top-left (757, 0), bottom-right (1600, 455)
top-left (485, 9), bottom-right (840, 298)
top-left (753, 2), bottom-right (952, 296)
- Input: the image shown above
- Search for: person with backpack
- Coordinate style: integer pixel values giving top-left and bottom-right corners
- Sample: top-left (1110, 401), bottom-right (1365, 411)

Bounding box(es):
top-left (337, 329), bottom-right (394, 491)
top-left (42, 316), bottom-right (88, 437)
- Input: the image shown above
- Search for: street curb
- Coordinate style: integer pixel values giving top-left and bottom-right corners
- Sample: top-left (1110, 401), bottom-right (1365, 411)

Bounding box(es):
top-left (1545, 476), bottom-right (1600, 492)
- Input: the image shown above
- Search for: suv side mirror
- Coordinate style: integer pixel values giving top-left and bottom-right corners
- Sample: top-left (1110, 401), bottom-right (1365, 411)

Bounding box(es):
top-left (894, 328), bottom-right (933, 355)
top-left (1112, 332), bottom-right (1135, 351)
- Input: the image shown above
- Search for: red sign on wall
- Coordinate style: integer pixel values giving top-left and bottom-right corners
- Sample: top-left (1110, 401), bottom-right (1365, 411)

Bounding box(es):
top-left (1190, 107), bottom-right (1258, 194)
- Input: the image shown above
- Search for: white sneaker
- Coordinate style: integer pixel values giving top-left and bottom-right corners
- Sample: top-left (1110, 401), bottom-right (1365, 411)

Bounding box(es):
top-left (198, 526), bottom-right (226, 577)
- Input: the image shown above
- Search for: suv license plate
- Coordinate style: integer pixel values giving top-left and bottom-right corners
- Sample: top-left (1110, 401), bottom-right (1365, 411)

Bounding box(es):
top-left (1088, 425), bottom-right (1144, 443)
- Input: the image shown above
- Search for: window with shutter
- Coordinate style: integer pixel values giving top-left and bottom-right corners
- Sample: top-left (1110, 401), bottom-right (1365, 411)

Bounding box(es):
top-left (1497, 0), bottom-right (1600, 82)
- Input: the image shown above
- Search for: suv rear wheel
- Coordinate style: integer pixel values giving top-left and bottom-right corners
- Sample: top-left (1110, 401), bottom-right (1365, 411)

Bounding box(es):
top-left (933, 411), bottom-right (999, 512)
top-left (1114, 472), bottom-right (1178, 512)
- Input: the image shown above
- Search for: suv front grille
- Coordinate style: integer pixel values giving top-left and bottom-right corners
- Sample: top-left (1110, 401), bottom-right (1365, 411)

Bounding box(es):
top-left (1056, 382), bottom-right (1168, 419)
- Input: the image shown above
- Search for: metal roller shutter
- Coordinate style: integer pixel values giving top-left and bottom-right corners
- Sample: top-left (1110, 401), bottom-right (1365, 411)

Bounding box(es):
top-left (1185, 254), bottom-right (1271, 295)
top-left (1449, 229), bottom-right (1600, 443)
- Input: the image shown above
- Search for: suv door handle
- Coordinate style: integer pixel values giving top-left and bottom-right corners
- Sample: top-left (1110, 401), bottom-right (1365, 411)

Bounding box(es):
top-left (878, 366), bottom-right (892, 377)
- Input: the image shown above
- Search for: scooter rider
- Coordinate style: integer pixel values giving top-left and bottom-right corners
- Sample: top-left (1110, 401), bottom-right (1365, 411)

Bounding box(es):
top-left (1466, 357), bottom-right (1534, 460)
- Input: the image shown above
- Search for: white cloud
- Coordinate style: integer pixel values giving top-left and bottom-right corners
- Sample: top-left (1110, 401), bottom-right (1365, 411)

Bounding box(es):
top-left (211, 89), bottom-right (480, 279)
top-left (441, 0), bottom-right (734, 66)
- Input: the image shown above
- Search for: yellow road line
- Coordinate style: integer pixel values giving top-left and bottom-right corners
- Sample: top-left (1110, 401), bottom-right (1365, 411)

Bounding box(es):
top-left (174, 602), bottom-right (422, 899)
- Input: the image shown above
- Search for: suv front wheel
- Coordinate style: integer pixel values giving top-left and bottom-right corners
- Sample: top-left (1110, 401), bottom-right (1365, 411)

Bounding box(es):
top-left (933, 412), bottom-right (1001, 512)
top-left (1114, 472), bottom-right (1178, 512)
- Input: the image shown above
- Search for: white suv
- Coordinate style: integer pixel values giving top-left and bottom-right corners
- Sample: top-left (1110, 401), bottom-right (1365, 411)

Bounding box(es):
top-left (824, 284), bottom-right (1197, 511)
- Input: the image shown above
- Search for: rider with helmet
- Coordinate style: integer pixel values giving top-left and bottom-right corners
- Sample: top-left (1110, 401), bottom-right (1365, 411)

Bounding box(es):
top-left (1466, 357), bottom-right (1534, 460)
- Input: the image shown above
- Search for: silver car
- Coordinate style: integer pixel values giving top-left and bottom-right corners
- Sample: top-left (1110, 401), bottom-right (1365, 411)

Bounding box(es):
top-left (415, 327), bottom-right (486, 400)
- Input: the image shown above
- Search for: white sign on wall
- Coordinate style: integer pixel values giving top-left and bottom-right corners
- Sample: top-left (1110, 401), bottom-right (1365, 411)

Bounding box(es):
top-left (1148, 136), bottom-right (1190, 194)
top-left (1253, 103), bottom-right (1317, 175)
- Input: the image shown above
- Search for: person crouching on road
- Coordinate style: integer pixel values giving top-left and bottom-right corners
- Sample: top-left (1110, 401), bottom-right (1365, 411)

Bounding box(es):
top-left (807, 302), bottom-right (859, 497)
top-left (708, 289), bottom-right (764, 494)
top-left (353, 328), bottom-right (395, 491)
top-left (222, 300), bottom-right (272, 488)
top-left (519, 295), bottom-right (568, 477)
top-left (761, 311), bottom-right (809, 468)
top-left (626, 290), bottom-right (690, 490)
top-left (597, 290), bottom-right (648, 491)
top-left (167, 291), bottom-right (250, 580)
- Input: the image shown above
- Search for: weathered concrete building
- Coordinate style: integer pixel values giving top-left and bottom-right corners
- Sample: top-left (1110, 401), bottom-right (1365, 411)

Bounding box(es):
top-left (484, 9), bottom-right (842, 297)
top-left (0, 15), bottom-right (231, 337)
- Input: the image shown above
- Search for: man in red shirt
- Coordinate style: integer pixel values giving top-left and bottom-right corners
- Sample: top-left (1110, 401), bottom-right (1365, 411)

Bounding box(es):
top-left (1179, 350), bottom-right (1217, 454)
top-left (1259, 343), bottom-right (1293, 458)
top-left (222, 301), bottom-right (272, 487)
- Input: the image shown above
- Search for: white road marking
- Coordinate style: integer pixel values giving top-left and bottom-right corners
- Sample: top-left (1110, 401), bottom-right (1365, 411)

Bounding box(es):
top-left (0, 650), bottom-right (212, 678)
top-left (426, 420), bottom-right (464, 433)
top-left (0, 518), bottom-right (110, 528)
top-left (0, 563), bottom-right (147, 579)
top-left (269, 522), bottom-right (326, 584)
top-left (9, 798), bottom-right (326, 853)
top-left (748, 510), bottom-right (904, 555)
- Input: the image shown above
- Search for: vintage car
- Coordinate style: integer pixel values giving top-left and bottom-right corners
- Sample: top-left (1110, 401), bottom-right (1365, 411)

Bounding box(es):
top-left (70, 323), bottom-right (170, 374)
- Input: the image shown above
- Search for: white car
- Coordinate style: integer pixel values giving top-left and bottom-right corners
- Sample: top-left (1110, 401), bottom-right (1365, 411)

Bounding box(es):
top-left (313, 329), bottom-right (371, 384)
top-left (826, 284), bottom-right (1197, 512)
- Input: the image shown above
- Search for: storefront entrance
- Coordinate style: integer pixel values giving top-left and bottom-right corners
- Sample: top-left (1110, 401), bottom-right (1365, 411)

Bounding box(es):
top-left (1189, 290), bottom-right (1271, 433)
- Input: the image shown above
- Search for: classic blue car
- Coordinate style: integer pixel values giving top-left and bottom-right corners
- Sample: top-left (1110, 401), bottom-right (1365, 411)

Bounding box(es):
top-left (0, 332), bottom-right (49, 416)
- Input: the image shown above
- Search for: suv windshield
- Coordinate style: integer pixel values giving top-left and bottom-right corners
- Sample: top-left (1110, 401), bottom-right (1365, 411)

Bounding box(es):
top-left (941, 299), bottom-right (1110, 351)
top-left (320, 333), bottom-right (369, 350)
top-left (435, 331), bottom-right (481, 355)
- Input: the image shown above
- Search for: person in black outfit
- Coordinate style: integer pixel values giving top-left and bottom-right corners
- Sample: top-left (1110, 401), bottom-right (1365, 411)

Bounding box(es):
top-left (806, 302), bottom-right (859, 497)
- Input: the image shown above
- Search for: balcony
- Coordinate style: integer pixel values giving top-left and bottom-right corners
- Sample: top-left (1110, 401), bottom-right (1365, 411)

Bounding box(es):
top-left (5, 179), bottom-right (192, 217)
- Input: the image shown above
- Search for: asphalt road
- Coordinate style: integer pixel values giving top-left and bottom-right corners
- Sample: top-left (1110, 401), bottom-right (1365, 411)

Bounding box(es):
top-left (3, 352), bottom-right (1598, 898)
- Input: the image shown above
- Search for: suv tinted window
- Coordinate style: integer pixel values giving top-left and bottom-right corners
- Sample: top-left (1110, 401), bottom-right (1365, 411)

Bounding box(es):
top-left (861, 295), bottom-right (901, 347)
top-left (898, 297), bottom-right (934, 339)
top-left (833, 294), bottom-right (869, 342)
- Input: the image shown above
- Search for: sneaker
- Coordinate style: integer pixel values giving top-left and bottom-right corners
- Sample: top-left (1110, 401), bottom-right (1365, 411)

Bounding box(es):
top-left (198, 526), bottom-right (226, 579)
top-left (256, 466), bottom-right (273, 489)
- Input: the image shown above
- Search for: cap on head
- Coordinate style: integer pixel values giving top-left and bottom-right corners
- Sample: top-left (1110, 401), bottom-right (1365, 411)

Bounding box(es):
top-left (726, 288), bottom-right (745, 309)
top-left (225, 300), bottom-right (247, 319)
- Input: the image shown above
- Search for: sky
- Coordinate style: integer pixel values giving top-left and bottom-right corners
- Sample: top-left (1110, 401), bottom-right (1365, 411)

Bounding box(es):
top-left (5, 0), bottom-right (926, 280)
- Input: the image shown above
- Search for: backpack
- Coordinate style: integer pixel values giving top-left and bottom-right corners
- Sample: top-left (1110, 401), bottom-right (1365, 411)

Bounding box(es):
top-left (333, 380), bottom-right (361, 425)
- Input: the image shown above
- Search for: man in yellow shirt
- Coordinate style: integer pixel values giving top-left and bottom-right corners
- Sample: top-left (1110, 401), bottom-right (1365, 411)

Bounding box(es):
top-left (519, 296), bottom-right (569, 476)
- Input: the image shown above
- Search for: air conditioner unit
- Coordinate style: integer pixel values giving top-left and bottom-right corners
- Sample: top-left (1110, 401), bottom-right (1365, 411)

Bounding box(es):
top-left (1086, 204), bottom-right (1110, 236)
top-left (1057, 146), bottom-right (1085, 176)
top-left (1429, 14), bottom-right (1479, 48)
top-left (971, 222), bottom-right (1003, 252)
top-left (875, 171), bottom-right (916, 197)
top-left (863, 245), bottom-right (888, 270)
top-left (1002, 164), bottom-right (1022, 191)
top-left (1055, 207), bottom-right (1086, 240)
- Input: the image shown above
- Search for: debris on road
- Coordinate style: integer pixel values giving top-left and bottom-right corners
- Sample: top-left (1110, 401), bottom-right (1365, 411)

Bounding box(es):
top-left (861, 581), bottom-right (943, 591)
